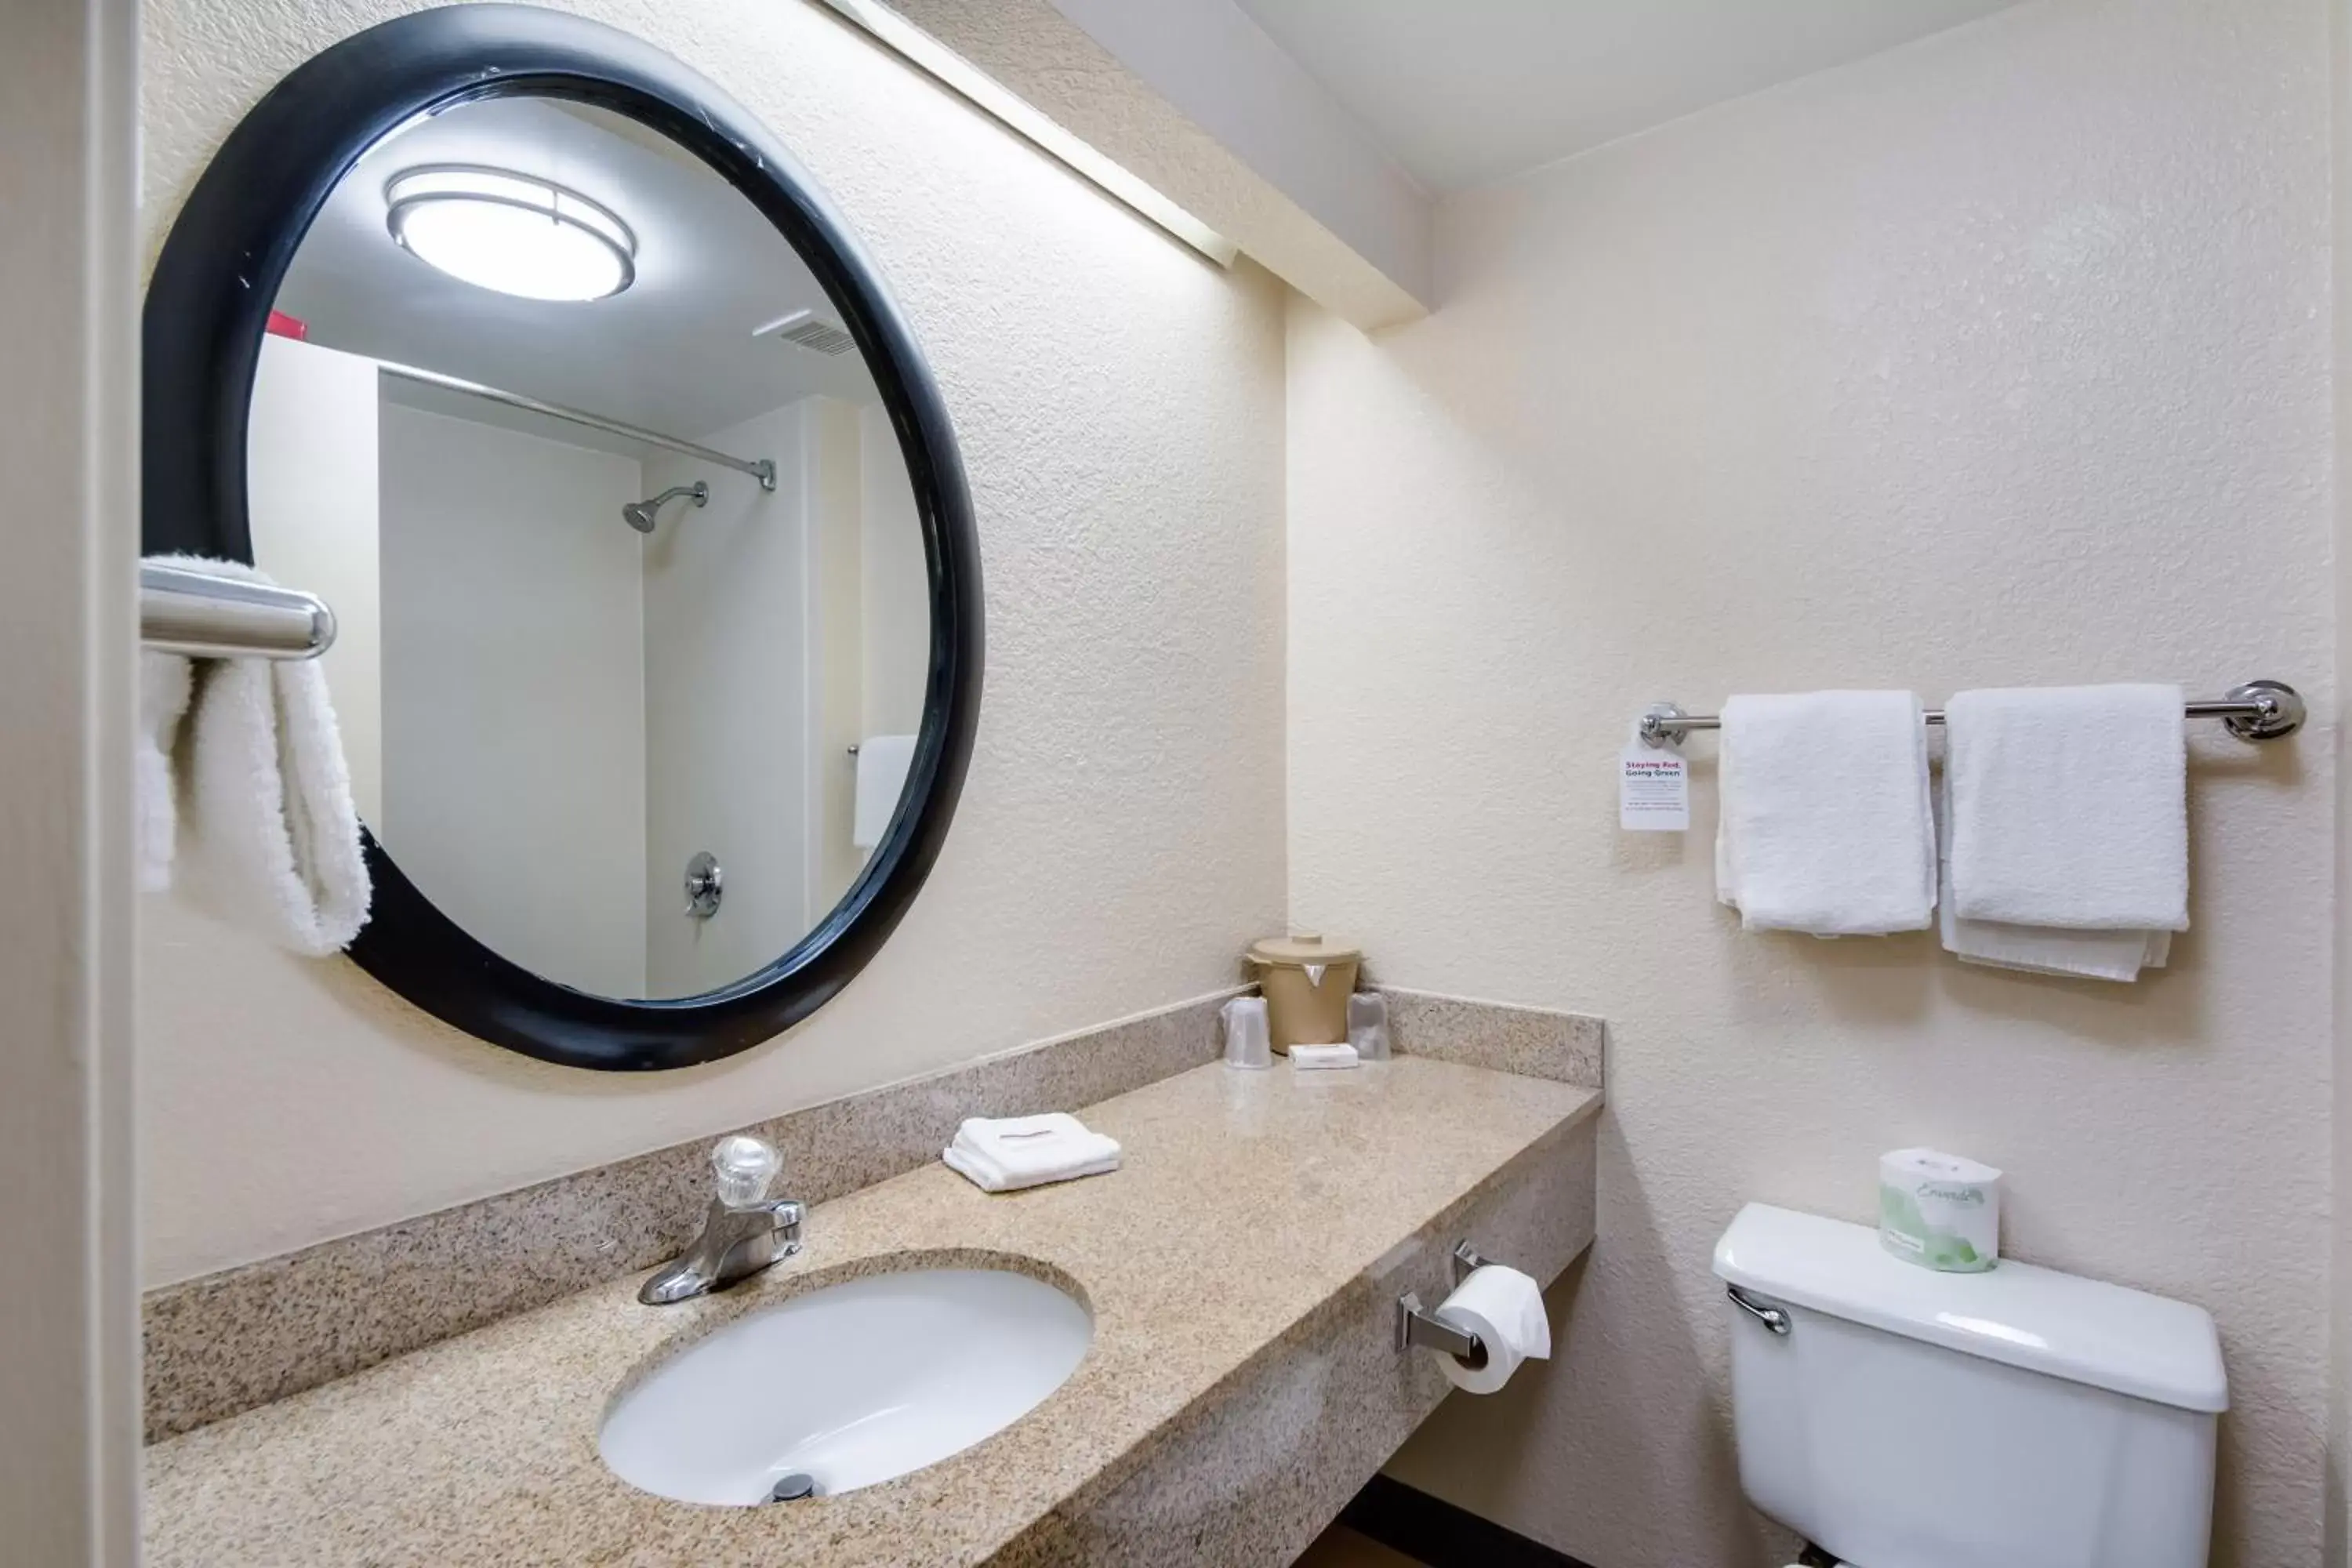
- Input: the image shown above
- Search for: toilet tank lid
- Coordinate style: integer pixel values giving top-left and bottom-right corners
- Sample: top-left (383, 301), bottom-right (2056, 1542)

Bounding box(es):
top-left (1712, 1204), bottom-right (2227, 1414)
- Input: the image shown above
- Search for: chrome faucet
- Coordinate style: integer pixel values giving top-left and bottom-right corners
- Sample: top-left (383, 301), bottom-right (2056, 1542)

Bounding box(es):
top-left (640, 1134), bottom-right (804, 1305)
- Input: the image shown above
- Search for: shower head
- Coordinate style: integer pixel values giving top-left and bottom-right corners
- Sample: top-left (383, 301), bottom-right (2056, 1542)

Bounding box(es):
top-left (623, 481), bottom-right (709, 534)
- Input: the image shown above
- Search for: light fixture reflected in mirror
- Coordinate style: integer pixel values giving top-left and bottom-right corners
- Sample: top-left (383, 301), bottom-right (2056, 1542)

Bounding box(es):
top-left (385, 165), bottom-right (637, 301)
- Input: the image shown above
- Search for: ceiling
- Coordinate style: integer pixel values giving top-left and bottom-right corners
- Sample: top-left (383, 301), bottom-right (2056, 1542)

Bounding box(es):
top-left (1228, 0), bottom-right (2022, 192)
top-left (278, 96), bottom-right (880, 447)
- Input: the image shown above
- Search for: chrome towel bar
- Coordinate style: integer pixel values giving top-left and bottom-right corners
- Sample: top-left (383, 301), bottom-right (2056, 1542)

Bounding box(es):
top-left (1639, 679), bottom-right (2304, 749)
top-left (140, 562), bottom-right (336, 661)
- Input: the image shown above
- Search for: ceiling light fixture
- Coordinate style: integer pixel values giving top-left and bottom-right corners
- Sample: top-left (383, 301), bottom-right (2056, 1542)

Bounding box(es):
top-left (385, 165), bottom-right (637, 302)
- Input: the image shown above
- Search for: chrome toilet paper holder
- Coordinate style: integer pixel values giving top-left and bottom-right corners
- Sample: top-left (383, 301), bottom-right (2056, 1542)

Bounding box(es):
top-left (1396, 1241), bottom-right (1497, 1368)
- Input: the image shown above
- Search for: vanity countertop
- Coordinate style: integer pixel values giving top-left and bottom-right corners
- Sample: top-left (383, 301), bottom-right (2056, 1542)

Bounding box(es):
top-left (145, 1057), bottom-right (1601, 1566)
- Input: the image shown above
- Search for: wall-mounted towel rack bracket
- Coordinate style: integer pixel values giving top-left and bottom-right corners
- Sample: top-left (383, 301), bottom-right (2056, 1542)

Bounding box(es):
top-left (1637, 679), bottom-right (2305, 750)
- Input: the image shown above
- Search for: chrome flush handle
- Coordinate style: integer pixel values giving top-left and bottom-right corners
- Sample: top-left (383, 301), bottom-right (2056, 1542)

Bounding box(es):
top-left (1727, 1283), bottom-right (1791, 1336)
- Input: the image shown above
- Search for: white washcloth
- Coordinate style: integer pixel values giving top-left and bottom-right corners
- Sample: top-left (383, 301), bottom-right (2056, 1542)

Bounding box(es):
top-left (1715, 691), bottom-right (1935, 935)
top-left (852, 733), bottom-right (917, 850)
top-left (943, 1113), bottom-right (1122, 1192)
top-left (1935, 774), bottom-right (2169, 982)
top-left (154, 556), bottom-right (371, 956)
top-left (1946, 685), bottom-right (2187, 931)
top-left (137, 651), bottom-right (194, 892)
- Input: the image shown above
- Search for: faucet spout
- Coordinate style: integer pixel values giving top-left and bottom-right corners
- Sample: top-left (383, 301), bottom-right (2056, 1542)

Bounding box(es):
top-left (639, 1135), bottom-right (803, 1305)
top-left (640, 1195), bottom-right (804, 1305)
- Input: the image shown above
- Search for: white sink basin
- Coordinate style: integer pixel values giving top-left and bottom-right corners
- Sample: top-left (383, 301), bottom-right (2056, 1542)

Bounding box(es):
top-left (599, 1267), bottom-right (1091, 1504)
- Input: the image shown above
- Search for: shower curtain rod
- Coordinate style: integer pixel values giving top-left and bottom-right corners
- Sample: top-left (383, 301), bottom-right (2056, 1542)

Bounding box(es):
top-left (378, 361), bottom-right (779, 492)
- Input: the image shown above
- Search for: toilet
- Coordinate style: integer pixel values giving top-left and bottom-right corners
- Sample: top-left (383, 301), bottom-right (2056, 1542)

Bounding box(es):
top-left (1713, 1203), bottom-right (2227, 1568)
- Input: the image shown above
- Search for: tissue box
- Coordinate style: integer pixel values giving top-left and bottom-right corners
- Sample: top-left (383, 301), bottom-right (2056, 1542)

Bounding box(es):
top-left (1878, 1148), bottom-right (2001, 1272)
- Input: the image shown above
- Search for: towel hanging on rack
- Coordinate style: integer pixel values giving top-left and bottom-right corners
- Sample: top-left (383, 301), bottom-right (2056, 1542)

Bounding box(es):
top-left (142, 555), bottom-right (370, 956)
top-left (1944, 684), bottom-right (2189, 933)
top-left (1714, 691), bottom-right (1936, 936)
top-left (137, 651), bottom-right (194, 892)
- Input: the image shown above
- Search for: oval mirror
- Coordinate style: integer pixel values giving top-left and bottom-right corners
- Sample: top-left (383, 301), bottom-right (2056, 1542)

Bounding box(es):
top-left (143, 6), bottom-right (982, 1069)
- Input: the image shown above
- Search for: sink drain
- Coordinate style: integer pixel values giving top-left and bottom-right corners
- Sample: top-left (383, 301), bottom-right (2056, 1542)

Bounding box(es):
top-left (768, 1473), bottom-right (818, 1504)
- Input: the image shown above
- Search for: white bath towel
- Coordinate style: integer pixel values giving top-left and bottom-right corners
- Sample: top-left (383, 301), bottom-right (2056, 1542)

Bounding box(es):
top-left (1936, 776), bottom-right (2169, 982)
top-left (943, 1113), bottom-right (1122, 1192)
top-left (852, 733), bottom-right (917, 851)
top-left (155, 556), bottom-right (371, 956)
top-left (1945, 684), bottom-right (2187, 931)
top-left (137, 651), bottom-right (194, 892)
top-left (1715, 691), bottom-right (1936, 935)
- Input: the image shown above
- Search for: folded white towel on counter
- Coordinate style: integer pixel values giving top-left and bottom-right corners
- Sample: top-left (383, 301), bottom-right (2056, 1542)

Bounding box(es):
top-left (1936, 778), bottom-right (2169, 982)
top-left (1945, 684), bottom-right (2187, 931)
top-left (852, 733), bottom-right (917, 851)
top-left (943, 1113), bottom-right (1122, 1192)
top-left (137, 650), bottom-right (194, 892)
top-left (1715, 691), bottom-right (1935, 936)
top-left (155, 556), bottom-right (371, 956)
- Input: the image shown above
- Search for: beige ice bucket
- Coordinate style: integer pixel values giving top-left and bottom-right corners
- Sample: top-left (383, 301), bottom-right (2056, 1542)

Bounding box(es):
top-left (1246, 933), bottom-right (1362, 1054)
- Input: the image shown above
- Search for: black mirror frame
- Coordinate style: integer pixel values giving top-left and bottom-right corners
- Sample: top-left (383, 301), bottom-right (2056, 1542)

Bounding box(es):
top-left (143, 4), bottom-right (983, 1072)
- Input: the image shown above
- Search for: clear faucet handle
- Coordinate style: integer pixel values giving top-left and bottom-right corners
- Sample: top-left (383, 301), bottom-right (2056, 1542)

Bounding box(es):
top-left (711, 1134), bottom-right (781, 1207)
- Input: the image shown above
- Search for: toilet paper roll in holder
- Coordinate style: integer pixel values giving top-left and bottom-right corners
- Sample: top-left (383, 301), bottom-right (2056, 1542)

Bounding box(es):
top-left (1396, 1241), bottom-right (1497, 1369)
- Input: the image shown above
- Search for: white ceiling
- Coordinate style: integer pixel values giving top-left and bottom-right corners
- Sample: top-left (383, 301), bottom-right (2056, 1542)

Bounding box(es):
top-left (1228, 0), bottom-right (2021, 191)
top-left (278, 97), bottom-right (880, 446)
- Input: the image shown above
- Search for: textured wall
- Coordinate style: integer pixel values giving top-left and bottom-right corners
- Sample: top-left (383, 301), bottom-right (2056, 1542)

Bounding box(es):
top-left (139, 0), bottom-right (1287, 1284)
top-left (1287, 2), bottom-right (2336, 1564)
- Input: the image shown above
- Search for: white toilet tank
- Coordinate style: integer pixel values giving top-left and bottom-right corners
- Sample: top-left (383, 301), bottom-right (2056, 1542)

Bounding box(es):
top-left (1713, 1204), bottom-right (2226, 1568)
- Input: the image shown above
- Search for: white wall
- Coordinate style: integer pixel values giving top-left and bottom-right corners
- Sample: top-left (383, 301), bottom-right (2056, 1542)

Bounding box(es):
top-left (643, 402), bottom-right (813, 998)
top-left (379, 405), bottom-right (649, 996)
top-left (247, 333), bottom-right (383, 824)
top-left (139, 0), bottom-right (1287, 1285)
top-left (807, 397), bottom-right (868, 920)
top-left (1, 0), bottom-right (139, 1555)
top-left (860, 398), bottom-right (931, 738)
top-left (1287, 2), bottom-right (2334, 1565)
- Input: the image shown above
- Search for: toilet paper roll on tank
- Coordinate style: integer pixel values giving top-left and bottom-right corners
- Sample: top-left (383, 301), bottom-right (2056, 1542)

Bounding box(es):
top-left (1878, 1147), bottom-right (2002, 1272)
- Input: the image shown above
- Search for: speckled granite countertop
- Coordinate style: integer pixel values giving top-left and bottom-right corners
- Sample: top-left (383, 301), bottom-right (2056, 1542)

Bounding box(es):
top-left (146, 1058), bottom-right (1600, 1567)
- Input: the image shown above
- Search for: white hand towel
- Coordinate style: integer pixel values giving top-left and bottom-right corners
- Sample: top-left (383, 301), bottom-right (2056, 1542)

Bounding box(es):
top-left (1935, 774), bottom-right (2168, 982)
top-left (1946, 685), bottom-right (2187, 931)
top-left (1715, 691), bottom-right (1935, 935)
top-left (944, 1113), bottom-right (1123, 1192)
top-left (168, 558), bottom-right (371, 956)
top-left (852, 733), bottom-right (917, 850)
top-left (137, 650), bottom-right (194, 892)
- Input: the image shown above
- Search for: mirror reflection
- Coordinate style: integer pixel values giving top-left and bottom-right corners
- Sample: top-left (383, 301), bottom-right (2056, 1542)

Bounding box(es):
top-left (250, 94), bottom-right (931, 1001)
